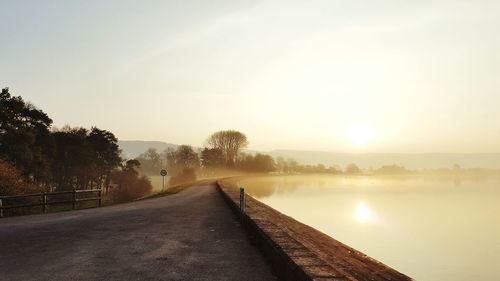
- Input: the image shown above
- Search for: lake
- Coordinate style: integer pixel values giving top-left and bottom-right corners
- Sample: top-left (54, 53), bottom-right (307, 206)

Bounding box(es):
top-left (238, 175), bottom-right (500, 281)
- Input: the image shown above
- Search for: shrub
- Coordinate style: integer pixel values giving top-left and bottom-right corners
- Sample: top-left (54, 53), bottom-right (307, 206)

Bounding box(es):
top-left (110, 168), bottom-right (153, 203)
top-left (169, 167), bottom-right (197, 186)
top-left (0, 160), bottom-right (43, 196)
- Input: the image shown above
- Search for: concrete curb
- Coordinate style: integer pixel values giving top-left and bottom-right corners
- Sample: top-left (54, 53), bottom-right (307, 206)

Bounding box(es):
top-left (217, 179), bottom-right (412, 281)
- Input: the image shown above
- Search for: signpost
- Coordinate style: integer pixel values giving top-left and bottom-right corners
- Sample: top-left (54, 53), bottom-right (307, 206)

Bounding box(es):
top-left (160, 169), bottom-right (168, 191)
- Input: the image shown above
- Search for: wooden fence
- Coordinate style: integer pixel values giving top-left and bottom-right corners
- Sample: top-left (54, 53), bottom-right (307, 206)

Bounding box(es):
top-left (0, 189), bottom-right (102, 218)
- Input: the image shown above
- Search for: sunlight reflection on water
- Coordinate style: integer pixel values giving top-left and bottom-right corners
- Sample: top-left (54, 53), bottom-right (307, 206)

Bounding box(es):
top-left (355, 201), bottom-right (377, 223)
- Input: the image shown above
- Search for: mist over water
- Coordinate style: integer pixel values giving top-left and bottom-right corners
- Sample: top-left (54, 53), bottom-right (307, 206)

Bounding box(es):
top-left (239, 175), bottom-right (500, 281)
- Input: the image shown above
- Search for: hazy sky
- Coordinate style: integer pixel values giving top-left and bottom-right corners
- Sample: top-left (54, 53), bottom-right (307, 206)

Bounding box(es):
top-left (1, 0), bottom-right (499, 153)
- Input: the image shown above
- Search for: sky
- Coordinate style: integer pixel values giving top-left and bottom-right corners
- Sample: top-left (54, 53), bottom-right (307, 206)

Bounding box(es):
top-left (1, 0), bottom-right (499, 153)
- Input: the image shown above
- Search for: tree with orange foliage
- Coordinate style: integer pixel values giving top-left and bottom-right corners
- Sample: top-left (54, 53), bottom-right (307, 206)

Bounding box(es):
top-left (0, 160), bottom-right (43, 196)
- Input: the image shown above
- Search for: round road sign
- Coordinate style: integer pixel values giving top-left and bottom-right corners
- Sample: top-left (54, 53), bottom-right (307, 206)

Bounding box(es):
top-left (160, 169), bottom-right (167, 176)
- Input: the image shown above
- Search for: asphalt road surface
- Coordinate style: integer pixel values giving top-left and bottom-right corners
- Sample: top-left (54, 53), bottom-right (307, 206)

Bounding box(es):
top-left (0, 184), bottom-right (277, 281)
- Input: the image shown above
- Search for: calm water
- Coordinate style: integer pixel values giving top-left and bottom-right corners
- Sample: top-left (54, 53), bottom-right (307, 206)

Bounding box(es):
top-left (239, 175), bottom-right (500, 281)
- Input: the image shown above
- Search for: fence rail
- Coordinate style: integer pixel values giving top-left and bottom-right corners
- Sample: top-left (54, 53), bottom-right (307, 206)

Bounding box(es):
top-left (0, 189), bottom-right (102, 218)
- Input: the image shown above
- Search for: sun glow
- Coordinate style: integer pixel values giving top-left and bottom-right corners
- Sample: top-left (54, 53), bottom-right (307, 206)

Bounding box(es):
top-left (347, 123), bottom-right (375, 145)
top-left (355, 201), bottom-right (376, 223)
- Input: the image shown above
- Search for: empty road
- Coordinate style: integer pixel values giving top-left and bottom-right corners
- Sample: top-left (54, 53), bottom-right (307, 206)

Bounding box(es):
top-left (0, 183), bottom-right (277, 281)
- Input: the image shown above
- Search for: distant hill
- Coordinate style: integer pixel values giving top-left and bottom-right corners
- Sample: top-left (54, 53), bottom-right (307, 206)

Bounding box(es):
top-left (118, 140), bottom-right (179, 159)
top-left (269, 150), bottom-right (500, 169)
top-left (118, 140), bottom-right (500, 169)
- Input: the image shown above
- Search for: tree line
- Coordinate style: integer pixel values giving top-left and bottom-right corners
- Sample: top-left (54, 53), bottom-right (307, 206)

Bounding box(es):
top-left (133, 130), bottom-right (375, 184)
top-left (133, 130), bottom-right (278, 185)
top-left (0, 88), bottom-right (151, 201)
top-left (137, 131), bottom-right (457, 180)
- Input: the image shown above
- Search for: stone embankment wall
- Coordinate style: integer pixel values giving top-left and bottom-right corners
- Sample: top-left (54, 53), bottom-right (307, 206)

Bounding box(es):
top-left (217, 179), bottom-right (412, 281)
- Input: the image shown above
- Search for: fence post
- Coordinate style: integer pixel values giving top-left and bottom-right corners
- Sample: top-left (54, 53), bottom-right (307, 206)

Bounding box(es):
top-left (72, 189), bottom-right (76, 210)
top-left (43, 194), bottom-right (47, 214)
top-left (0, 198), bottom-right (3, 218)
top-left (98, 189), bottom-right (102, 207)
top-left (239, 187), bottom-right (245, 214)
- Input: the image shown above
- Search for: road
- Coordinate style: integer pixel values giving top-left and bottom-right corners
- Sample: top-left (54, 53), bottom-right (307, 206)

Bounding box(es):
top-left (0, 184), bottom-right (277, 281)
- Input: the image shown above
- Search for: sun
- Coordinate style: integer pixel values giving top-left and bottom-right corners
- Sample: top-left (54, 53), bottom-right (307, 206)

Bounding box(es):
top-left (347, 123), bottom-right (375, 145)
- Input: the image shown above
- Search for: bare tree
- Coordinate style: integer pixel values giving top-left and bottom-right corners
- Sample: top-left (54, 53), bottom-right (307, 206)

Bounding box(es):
top-left (174, 145), bottom-right (200, 170)
top-left (168, 145), bottom-right (200, 186)
top-left (145, 148), bottom-right (161, 169)
top-left (345, 163), bottom-right (361, 174)
top-left (162, 148), bottom-right (175, 171)
top-left (135, 148), bottom-right (161, 175)
top-left (205, 130), bottom-right (248, 166)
